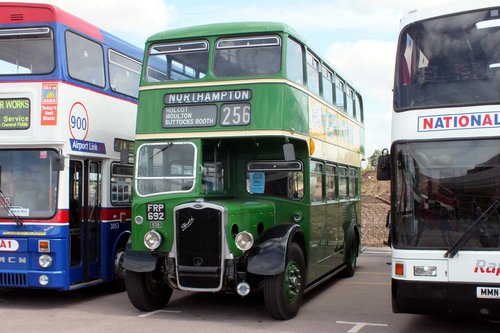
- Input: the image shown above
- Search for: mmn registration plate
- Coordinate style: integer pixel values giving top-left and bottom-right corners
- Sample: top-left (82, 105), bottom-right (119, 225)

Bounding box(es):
top-left (476, 287), bottom-right (500, 299)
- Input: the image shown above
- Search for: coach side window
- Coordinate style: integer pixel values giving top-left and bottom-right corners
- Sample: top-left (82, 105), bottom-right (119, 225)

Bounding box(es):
top-left (66, 31), bottom-right (105, 87)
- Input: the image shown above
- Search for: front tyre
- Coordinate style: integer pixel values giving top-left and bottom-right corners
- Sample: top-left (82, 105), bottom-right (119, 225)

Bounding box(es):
top-left (125, 270), bottom-right (173, 312)
top-left (263, 242), bottom-right (305, 320)
top-left (112, 247), bottom-right (126, 291)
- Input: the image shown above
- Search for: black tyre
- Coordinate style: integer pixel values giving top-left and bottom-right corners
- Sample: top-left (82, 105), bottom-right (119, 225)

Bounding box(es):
top-left (342, 233), bottom-right (358, 277)
top-left (125, 269), bottom-right (173, 311)
top-left (263, 242), bottom-right (305, 320)
top-left (112, 247), bottom-right (126, 291)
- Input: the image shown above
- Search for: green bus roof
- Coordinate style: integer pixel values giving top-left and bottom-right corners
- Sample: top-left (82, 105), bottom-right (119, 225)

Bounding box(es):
top-left (146, 21), bottom-right (305, 44)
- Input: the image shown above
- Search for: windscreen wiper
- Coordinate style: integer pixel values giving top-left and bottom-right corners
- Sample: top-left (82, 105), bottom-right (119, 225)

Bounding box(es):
top-left (0, 189), bottom-right (24, 227)
top-left (149, 143), bottom-right (173, 160)
top-left (444, 200), bottom-right (498, 258)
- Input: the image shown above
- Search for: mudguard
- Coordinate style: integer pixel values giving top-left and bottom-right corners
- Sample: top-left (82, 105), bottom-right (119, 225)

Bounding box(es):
top-left (123, 242), bottom-right (158, 272)
top-left (247, 223), bottom-right (303, 276)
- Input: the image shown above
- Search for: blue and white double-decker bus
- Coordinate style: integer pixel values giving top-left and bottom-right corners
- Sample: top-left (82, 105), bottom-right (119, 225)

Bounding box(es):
top-left (0, 2), bottom-right (142, 290)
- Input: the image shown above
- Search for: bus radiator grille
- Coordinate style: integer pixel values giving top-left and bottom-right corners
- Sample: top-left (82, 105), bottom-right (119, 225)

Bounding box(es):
top-left (0, 272), bottom-right (28, 287)
top-left (175, 206), bottom-right (222, 289)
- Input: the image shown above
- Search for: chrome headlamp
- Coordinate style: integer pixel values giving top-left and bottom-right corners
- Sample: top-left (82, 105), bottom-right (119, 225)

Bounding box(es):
top-left (235, 231), bottom-right (254, 251)
top-left (144, 230), bottom-right (162, 250)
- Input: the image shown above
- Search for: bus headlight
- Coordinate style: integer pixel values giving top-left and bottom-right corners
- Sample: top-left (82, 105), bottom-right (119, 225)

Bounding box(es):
top-left (235, 231), bottom-right (254, 251)
top-left (39, 275), bottom-right (49, 286)
top-left (144, 230), bottom-right (162, 250)
top-left (414, 265), bottom-right (437, 277)
top-left (39, 254), bottom-right (53, 268)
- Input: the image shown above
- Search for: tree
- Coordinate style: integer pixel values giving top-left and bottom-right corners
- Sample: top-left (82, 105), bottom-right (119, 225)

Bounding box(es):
top-left (368, 149), bottom-right (383, 169)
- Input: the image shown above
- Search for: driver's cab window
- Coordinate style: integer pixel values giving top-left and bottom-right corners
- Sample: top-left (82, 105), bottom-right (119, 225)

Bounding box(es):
top-left (202, 142), bottom-right (225, 193)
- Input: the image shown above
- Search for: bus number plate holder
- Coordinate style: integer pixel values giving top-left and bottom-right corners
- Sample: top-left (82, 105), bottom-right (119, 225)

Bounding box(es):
top-left (476, 287), bottom-right (500, 299)
top-left (147, 203), bottom-right (165, 222)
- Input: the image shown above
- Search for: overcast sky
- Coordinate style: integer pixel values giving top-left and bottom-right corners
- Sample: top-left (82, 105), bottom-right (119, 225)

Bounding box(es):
top-left (16, 0), bottom-right (460, 158)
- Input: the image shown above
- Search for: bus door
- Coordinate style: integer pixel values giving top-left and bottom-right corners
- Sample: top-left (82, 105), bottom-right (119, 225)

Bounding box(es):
top-left (69, 159), bottom-right (101, 285)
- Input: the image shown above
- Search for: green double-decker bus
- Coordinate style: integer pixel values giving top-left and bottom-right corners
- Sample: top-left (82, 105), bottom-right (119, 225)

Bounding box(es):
top-left (124, 22), bottom-right (365, 319)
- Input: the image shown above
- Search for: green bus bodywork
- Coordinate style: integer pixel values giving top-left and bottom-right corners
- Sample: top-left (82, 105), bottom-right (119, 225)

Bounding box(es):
top-left (125, 22), bottom-right (364, 320)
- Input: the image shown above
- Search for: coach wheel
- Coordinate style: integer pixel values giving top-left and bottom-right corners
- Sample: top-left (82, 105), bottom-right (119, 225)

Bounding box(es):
top-left (125, 269), bottom-right (173, 312)
top-left (263, 242), bottom-right (305, 320)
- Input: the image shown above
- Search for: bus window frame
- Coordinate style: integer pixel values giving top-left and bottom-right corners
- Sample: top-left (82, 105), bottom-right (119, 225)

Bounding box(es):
top-left (0, 148), bottom-right (60, 219)
top-left (348, 167), bottom-right (359, 199)
top-left (334, 75), bottom-right (346, 111)
top-left (346, 88), bottom-right (355, 118)
top-left (310, 160), bottom-right (324, 203)
top-left (0, 26), bottom-right (56, 76)
top-left (135, 142), bottom-right (197, 197)
top-left (322, 67), bottom-right (334, 105)
top-left (65, 30), bottom-right (106, 88)
top-left (338, 166), bottom-right (348, 200)
top-left (306, 51), bottom-right (321, 96)
top-left (286, 37), bottom-right (305, 85)
top-left (325, 163), bottom-right (338, 202)
top-left (108, 49), bottom-right (141, 98)
top-left (246, 160), bottom-right (304, 200)
top-left (213, 35), bottom-right (282, 78)
top-left (110, 162), bottom-right (133, 206)
top-left (146, 40), bottom-right (209, 82)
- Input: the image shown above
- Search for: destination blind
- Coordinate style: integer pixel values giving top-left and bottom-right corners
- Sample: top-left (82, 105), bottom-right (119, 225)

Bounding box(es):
top-left (0, 98), bottom-right (30, 130)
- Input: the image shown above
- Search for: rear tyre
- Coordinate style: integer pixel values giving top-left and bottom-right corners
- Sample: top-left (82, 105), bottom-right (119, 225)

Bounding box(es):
top-left (342, 233), bottom-right (358, 278)
top-left (263, 242), bottom-right (305, 320)
top-left (125, 269), bottom-right (172, 311)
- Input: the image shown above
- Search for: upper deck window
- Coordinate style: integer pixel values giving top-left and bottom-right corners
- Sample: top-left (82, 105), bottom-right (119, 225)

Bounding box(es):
top-left (109, 50), bottom-right (141, 98)
top-left (286, 38), bottom-right (304, 85)
top-left (306, 52), bottom-right (320, 95)
top-left (66, 31), bottom-right (105, 87)
top-left (395, 8), bottom-right (500, 110)
top-left (213, 35), bottom-right (281, 77)
top-left (146, 40), bottom-right (208, 82)
top-left (0, 27), bottom-right (54, 75)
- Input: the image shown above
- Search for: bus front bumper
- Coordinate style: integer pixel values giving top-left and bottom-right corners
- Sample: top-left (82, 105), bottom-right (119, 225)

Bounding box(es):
top-left (392, 279), bottom-right (500, 319)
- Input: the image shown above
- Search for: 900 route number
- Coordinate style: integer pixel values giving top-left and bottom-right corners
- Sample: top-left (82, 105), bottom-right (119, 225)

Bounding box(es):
top-left (220, 103), bottom-right (251, 126)
top-left (147, 203), bottom-right (165, 221)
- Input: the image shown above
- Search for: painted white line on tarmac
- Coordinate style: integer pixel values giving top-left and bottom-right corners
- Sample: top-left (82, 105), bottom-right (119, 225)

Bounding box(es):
top-left (336, 321), bottom-right (389, 333)
top-left (139, 309), bottom-right (181, 318)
